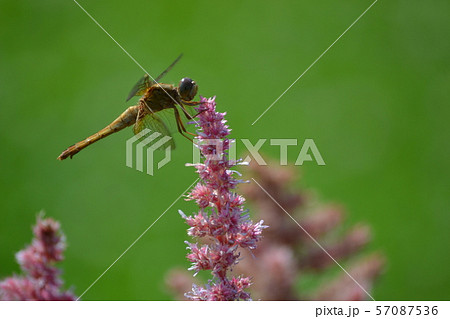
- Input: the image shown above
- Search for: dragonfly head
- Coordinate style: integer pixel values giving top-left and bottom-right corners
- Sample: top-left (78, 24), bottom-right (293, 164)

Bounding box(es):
top-left (178, 77), bottom-right (198, 101)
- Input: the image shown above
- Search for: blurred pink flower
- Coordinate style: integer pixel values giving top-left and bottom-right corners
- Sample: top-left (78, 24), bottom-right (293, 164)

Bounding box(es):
top-left (168, 161), bottom-right (385, 300)
top-left (0, 214), bottom-right (76, 301)
top-left (179, 97), bottom-right (266, 300)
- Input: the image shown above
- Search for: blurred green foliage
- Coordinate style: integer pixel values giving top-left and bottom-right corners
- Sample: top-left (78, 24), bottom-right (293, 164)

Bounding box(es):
top-left (0, 0), bottom-right (449, 300)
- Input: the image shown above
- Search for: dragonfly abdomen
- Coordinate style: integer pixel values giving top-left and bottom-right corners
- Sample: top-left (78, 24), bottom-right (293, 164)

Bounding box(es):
top-left (57, 105), bottom-right (139, 160)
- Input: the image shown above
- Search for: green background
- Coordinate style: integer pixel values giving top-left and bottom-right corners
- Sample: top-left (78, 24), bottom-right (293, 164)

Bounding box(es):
top-left (1, 0), bottom-right (449, 300)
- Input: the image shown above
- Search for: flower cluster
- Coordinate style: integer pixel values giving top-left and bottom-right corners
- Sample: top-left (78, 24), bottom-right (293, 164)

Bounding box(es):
top-left (167, 161), bottom-right (384, 300)
top-left (0, 214), bottom-right (75, 301)
top-left (236, 162), bottom-right (384, 300)
top-left (179, 96), bottom-right (266, 300)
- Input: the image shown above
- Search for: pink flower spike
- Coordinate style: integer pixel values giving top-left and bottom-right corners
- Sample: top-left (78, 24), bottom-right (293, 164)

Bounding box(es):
top-left (0, 214), bottom-right (75, 301)
top-left (181, 96), bottom-right (266, 300)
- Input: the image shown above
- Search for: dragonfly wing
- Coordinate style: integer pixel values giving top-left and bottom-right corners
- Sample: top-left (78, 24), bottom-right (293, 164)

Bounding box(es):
top-left (133, 113), bottom-right (176, 150)
top-left (146, 106), bottom-right (196, 134)
top-left (126, 74), bottom-right (153, 102)
top-left (126, 54), bottom-right (183, 102)
top-left (155, 53), bottom-right (183, 83)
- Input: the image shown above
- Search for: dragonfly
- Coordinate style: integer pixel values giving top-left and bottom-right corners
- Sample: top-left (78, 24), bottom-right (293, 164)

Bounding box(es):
top-left (57, 54), bottom-right (201, 161)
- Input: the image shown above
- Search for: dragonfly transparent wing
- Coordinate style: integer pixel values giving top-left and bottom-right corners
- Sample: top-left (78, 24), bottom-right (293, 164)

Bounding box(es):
top-left (155, 53), bottom-right (183, 82)
top-left (126, 54), bottom-right (183, 102)
top-left (133, 112), bottom-right (176, 150)
top-left (126, 74), bottom-right (152, 102)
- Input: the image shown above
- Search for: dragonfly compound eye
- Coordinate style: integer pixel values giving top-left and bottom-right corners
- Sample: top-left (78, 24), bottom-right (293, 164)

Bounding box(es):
top-left (179, 77), bottom-right (198, 101)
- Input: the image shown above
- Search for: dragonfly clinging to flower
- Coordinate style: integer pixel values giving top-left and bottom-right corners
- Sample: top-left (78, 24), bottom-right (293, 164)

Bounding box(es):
top-left (57, 54), bottom-right (201, 161)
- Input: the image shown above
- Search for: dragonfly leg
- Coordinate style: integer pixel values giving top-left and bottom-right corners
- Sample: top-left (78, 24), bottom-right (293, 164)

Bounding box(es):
top-left (182, 100), bottom-right (202, 106)
top-left (173, 105), bottom-right (197, 137)
top-left (176, 102), bottom-right (196, 120)
top-left (190, 109), bottom-right (207, 118)
top-left (134, 107), bottom-right (142, 128)
top-left (178, 101), bottom-right (207, 120)
top-left (174, 105), bottom-right (207, 159)
top-left (180, 119), bottom-right (197, 137)
top-left (173, 107), bottom-right (195, 142)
